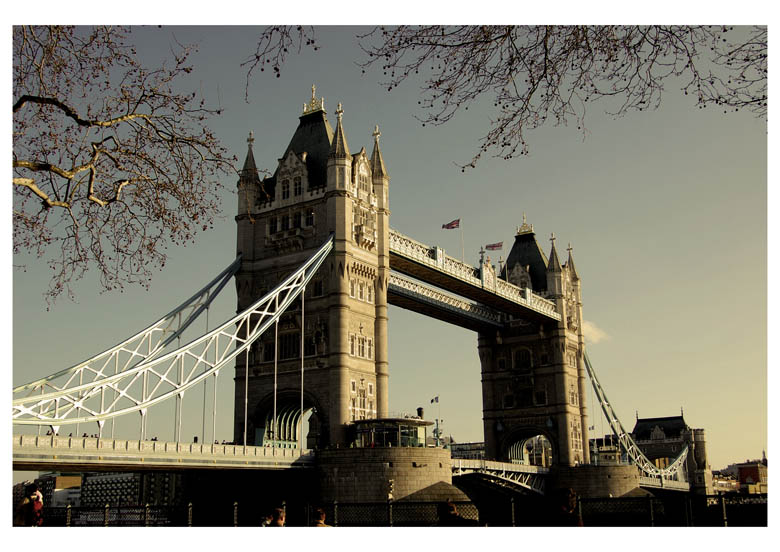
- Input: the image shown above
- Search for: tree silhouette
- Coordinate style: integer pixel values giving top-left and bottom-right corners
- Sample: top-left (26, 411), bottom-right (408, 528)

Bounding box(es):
top-left (13, 26), bottom-right (235, 304)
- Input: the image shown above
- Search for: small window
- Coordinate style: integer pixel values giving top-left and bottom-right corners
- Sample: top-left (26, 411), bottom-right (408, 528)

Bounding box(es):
top-left (281, 215), bottom-right (289, 231)
top-left (514, 349), bottom-right (532, 372)
top-left (350, 280), bottom-right (356, 298)
top-left (367, 338), bottom-right (373, 360)
top-left (367, 285), bottom-right (373, 303)
top-left (368, 383), bottom-right (374, 396)
top-left (304, 335), bottom-right (316, 357)
top-left (305, 210), bottom-right (314, 227)
top-left (293, 211), bottom-right (302, 228)
top-left (351, 380), bottom-right (356, 393)
top-left (358, 282), bottom-right (364, 301)
top-left (268, 217), bottom-right (277, 234)
top-left (349, 335), bottom-right (355, 356)
top-left (313, 280), bottom-right (324, 297)
top-left (281, 179), bottom-right (290, 200)
top-left (497, 358), bottom-right (506, 371)
top-left (534, 390), bottom-right (547, 405)
top-left (293, 176), bottom-right (302, 196)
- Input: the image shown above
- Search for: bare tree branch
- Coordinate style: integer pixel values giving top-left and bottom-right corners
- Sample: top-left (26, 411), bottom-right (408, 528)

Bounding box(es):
top-left (351, 25), bottom-right (766, 169)
top-left (13, 25), bottom-right (237, 305)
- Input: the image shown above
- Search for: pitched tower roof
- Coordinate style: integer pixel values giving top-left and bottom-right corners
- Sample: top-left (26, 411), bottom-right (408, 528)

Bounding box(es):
top-left (269, 86), bottom-right (334, 191)
top-left (501, 214), bottom-right (549, 291)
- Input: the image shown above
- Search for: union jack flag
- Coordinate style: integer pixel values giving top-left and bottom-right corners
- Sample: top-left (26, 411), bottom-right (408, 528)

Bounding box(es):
top-left (485, 242), bottom-right (503, 250)
top-left (442, 219), bottom-right (460, 229)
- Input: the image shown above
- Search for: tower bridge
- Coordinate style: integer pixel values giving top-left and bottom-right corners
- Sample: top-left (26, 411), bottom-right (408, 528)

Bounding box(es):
top-left (13, 88), bottom-right (712, 502)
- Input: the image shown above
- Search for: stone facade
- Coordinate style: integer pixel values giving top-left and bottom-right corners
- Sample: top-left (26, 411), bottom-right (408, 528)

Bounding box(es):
top-left (234, 89), bottom-right (390, 448)
top-left (550, 465), bottom-right (641, 498)
top-left (317, 447), bottom-right (454, 503)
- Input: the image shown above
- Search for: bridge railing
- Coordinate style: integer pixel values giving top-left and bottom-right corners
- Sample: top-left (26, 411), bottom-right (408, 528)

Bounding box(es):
top-left (389, 228), bottom-right (560, 320)
top-left (13, 434), bottom-right (314, 462)
top-left (638, 476), bottom-right (690, 491)
top-left (388, 273), bottom-right (502, 327)
top-left (451, 458), bottom-right (550, 474)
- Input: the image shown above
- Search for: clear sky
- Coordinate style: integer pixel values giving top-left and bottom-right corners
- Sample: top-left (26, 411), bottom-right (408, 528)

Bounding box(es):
top-left (8, 16), bottom-right (769, 491)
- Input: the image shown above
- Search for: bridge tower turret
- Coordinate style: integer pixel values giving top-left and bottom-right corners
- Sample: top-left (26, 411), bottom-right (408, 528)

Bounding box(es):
top-left (481, 220), bottom-right (589, 467)
top-left (233, 87), bottom-right (389, 448)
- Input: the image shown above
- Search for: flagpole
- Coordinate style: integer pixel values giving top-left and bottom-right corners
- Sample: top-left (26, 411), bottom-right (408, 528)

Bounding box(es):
top-left (460, 224), bottom-right (465, 263)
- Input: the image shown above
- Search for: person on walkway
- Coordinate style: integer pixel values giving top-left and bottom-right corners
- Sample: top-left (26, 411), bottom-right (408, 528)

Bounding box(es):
top-left (550, 487), bottom-right (584, 526)
top-left (270, 507), bottom-right (285, 526)
top-left (14, 484), bottom-right (44, 526)
top-left (436, 500), bottom-right (473, 526)
top-left (259, 512), bottom-right (273, 526)
top-left (311, 507), bottom-right (330, 527)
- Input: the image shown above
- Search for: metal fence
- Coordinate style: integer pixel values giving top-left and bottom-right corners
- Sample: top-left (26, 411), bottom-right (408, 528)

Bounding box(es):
top-left (37, 494), bottom-right (766, 527)
top-left (576, 494), bottom-right (767, 527)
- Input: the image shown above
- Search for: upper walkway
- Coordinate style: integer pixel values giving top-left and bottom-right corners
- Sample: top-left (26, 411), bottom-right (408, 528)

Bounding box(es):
top-left (388, 228), bottom-right (561, 322)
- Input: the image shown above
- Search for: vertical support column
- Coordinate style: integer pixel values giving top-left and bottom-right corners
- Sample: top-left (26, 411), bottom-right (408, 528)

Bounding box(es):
top-left (374, 277), bottom-right (389, 418)
top-left (328, 246), bottom-right (351, 446)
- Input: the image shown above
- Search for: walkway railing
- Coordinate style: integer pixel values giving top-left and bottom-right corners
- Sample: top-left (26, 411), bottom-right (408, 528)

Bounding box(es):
top-left (389, 228), bottom-right (559, 320)
top-left (13, 434), bottom-right (314, 471)
top-left (388, 272), bottom-right (502, 328)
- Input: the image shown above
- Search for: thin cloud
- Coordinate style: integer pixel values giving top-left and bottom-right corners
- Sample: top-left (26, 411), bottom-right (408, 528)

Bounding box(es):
top-left (582, 320), bottom-right (610, 344)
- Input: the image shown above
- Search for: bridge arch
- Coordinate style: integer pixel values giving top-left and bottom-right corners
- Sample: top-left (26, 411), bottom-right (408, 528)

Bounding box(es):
top-left (501, 426), bottom-right (558, 467)
top-left (250, 389), bottom-right (328, 449)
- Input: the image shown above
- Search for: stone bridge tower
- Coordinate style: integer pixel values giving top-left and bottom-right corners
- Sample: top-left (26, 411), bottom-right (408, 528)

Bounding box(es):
top-left (479, 217), bottom-right (590, 467)
top-left (234, 88), bottom-right (390, 448)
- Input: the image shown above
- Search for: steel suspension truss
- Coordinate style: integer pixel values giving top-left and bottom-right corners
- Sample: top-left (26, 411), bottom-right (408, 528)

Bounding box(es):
top-left (14, 256), bottom-right (241, 399)
top-left (13, 236), bottom-right (334, 439)
top-left (584, 353), bottom-right (689, 484)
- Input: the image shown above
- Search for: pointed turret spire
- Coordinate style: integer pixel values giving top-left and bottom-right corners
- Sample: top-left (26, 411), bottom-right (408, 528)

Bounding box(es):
top-left (370, 124), bottom-right (388, 178)
top-left (241, 131), bottom-right (258, 175)
top-left (329, 102), bottom-right (350, 159)
top-left (547, 233), bottom-right (562, 272)
top-left (566, 243), bottom-right (580, 280)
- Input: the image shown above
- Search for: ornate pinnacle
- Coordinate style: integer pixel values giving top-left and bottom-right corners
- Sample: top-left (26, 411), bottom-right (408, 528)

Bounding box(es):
top-left (247, 131), bottom-right (254, 146)
top-left (550, 232), bottom-right (556, 246)
top-left (336, 102), bottom-right (344, 122)
top-left (302, 84), bottom-right (325, 115)
top-left (516, 212), bottom-right (534, 234)
top-left (373, 124), bottom-right (381, 142)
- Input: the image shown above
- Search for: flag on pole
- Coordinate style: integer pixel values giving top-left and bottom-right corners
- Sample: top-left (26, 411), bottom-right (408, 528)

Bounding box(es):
top-left (430, 396), bottom-right (439, 404)
top-left (442, 219), bottom-right (460, 229)
top-left (485, 242), bottom-right (503, 250)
